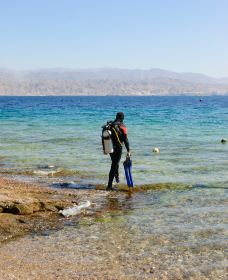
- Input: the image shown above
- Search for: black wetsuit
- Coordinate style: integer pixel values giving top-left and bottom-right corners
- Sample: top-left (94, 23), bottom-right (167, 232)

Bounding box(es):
top-left (107, 120), bottom-right (130, 189)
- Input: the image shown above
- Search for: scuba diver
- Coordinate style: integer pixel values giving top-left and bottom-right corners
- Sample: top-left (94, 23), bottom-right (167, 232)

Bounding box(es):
top-left (103, 112), bottom-right (131, 191)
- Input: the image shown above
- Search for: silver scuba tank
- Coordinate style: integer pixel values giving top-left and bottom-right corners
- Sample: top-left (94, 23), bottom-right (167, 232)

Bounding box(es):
top-left (102, 129), bottom-right (114, 154)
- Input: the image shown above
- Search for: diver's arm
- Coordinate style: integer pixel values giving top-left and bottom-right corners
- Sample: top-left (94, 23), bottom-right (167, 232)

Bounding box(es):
top-left (123, 134), bottom-right (130, 153)
top-left (119, 123), bottom-right (131, 155)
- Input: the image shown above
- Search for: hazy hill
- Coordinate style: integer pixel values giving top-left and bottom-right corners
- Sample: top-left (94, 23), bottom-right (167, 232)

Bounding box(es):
top-left (0, 68), bottom-right (228, 96)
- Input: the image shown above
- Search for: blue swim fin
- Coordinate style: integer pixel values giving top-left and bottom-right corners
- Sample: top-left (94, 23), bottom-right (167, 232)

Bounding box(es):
top-left (123, 158), bottom-right (134, 188)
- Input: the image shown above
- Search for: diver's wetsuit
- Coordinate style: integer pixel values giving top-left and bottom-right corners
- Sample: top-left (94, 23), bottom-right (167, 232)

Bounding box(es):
top-left (107, 119), bottom-right (130, 190)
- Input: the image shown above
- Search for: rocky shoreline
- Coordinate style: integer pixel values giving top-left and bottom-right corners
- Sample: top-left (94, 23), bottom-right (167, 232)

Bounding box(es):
top-left (0, 177), bottom-right (192, 244)
top-left (0, 177), bottom-right (89, 243)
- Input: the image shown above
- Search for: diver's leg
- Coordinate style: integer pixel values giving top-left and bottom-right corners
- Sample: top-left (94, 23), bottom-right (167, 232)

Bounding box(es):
top-left (107, 150), bottom-right (122, 190)
top-left (114, 157), bottom-right (120, 183)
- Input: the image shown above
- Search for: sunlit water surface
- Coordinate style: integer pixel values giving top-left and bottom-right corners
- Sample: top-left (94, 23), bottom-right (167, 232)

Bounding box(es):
top-left (0, 96), bottom-right (227, 279)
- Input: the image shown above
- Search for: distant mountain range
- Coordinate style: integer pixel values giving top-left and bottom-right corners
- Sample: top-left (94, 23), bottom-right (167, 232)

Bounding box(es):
top-left (0, 68), bottom-right (228, 96)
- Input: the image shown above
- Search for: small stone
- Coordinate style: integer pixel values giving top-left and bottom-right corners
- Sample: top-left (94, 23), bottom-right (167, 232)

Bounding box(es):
top-left (17, 218), bottom-right (26, 224)
top-left (150, 267), bottom-right (155, 273)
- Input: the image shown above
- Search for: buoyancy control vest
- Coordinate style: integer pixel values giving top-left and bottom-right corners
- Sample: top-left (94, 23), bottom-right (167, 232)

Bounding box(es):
top-left (101, 121), bottom-right (123, 154)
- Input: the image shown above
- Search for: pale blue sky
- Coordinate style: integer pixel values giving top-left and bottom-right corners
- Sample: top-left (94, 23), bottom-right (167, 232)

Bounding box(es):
top-left (0, 0), bottom-right (227, 77)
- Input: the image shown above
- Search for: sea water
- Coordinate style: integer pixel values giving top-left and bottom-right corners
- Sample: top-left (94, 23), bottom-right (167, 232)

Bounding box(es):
top-left (1, 96), bottom-right (228, 186)
top-left (0, 96), bottom-right (227, 279)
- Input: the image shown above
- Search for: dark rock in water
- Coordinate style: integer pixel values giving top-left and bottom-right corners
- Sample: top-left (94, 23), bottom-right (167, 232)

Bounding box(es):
top-left (221, 138), bottom-right (227, 143)
top-left (193, 183), bottom-right (209, 189)
top-left (52, 182), bottom-right (94, 189)
top-left (37, 164), bottom-right (57, 169)
top-left (40, 230), bottom-right (51, 236)
top-left (59, 182), bottom-right (72, 188)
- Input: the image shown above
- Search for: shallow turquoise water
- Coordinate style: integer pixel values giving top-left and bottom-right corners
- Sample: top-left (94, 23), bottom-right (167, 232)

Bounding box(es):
top-left (0, 96), bottom-right (228, 187)
top-left (0, 187), bottom-right (227, 279)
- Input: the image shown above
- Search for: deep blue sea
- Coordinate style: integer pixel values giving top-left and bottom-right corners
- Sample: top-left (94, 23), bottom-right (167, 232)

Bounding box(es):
top-left (0, 96), bottom-right (227, 279)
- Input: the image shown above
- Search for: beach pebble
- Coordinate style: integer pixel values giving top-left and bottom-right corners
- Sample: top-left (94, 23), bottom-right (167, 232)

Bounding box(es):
top-left (221, 138), bottom-right (227, 143)
top-left (152, 147), bottom-right (160, 153)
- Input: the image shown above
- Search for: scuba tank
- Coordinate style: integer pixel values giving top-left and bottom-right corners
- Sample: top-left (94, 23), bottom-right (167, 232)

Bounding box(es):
top-left (102, 124), bottom-right (114, 154)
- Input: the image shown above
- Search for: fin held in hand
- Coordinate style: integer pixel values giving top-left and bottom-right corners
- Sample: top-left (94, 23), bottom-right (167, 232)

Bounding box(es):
top-left (123, 159), bottom-right (134, 188)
